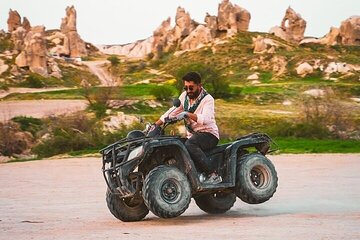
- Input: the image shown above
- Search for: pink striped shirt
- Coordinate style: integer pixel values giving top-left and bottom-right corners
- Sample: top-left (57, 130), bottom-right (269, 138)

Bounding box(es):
top-left (160, 90), bottom-right (219, 139)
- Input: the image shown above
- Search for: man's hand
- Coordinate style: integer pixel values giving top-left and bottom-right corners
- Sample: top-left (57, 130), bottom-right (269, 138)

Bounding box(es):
top-left (176, 111), bottom-right (189, 120)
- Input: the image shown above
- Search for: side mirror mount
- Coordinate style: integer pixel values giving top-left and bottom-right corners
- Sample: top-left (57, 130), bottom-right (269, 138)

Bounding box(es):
top-left (173, 98), bottom-right (181, 107)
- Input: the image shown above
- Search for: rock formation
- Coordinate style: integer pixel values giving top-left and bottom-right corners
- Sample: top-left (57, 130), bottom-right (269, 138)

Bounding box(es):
top-left (7, 9), bottom-right (21, 32)
top-left (15, 26), bottom-right (48, 76)
top-left (98, 0), bottom-right (251, 58)
top-left (205, 13), bottom-right (218, 38)
top-left (217, 0), bottom-right (251, 36)
top-left (181, 25), bottom-right (212, 50)
top-left (339, 16), bottom-right (360, 45)
top-left (7, 10), bottom-right (31, 33)
top-left (60, 6), bottom-right (87, 57)
top-left (252, 35), bottom-right (277, 54)
top-left (97, 38), bottom-right (153, 59)
top-left (173, 7), bottom-right (197, 40)
top-left (300, 16), bottom-right (360, 46)
top-left (151, 18), bottom-right (174, 58)
top-left (11, 27), bottom-right (27, 51)
top-left (270, 7), bottom-right (306, 43)
top-left (22, 17), bottom-right (31, 32)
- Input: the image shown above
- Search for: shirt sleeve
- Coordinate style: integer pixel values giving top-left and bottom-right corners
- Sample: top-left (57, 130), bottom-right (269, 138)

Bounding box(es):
top-left (196, 95), bottom-right (215, 125)
top-left (159, 92), bottom-right (186, 122)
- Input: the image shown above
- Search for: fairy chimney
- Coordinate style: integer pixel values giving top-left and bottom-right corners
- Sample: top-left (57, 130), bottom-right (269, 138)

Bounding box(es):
top-left (7, 9), bottom-right (21, 32)
top-left (60, 6), bottom-right (87, 57)
top-left (15, 26), bottom-right (48, 76)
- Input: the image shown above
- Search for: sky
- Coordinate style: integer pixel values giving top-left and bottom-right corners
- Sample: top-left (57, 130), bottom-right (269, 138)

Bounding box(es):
top-left (1, 0), bottom-right (359, 45)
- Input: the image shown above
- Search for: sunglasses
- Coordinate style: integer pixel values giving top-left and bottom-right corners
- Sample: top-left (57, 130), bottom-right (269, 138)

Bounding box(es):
top-left (183, 86), bottom-right (195, 91)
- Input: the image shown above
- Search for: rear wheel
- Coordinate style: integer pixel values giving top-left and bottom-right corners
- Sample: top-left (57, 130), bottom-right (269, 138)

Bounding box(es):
top-left (235, 153), bottom-right (278, 204)
top-left (106, 189), bottom-right (149, 222)
top-left (142, 165), bottom-right (191, 218)
top-left (194, 191), bottom-right (236, 214)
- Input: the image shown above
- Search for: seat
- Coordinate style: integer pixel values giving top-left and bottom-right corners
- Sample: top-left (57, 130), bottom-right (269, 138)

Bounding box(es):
top-left (204, 143), bottom-right (231, 157)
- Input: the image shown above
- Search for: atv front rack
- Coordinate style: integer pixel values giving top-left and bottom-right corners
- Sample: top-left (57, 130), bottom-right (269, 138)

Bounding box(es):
top-left (101, 136), bottom-right (150, 197)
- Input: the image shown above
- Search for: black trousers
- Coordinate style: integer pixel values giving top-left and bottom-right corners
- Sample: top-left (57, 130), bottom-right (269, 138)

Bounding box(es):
top-left (185, 132), bottom-right (219, 174)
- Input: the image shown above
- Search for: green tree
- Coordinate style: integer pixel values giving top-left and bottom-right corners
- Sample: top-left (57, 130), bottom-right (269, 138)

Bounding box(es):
top-left (107, 55), bottom-right (120, 66)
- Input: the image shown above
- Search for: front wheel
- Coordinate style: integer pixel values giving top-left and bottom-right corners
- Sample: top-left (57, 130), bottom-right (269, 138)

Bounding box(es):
top-left (235, 153), bottom-right (278, 204)
top-left (142, 165), bottom-right (191, 218)
top-left (106, 189), bottom-right (149, 222)
top-left (194, 192), bottom-right (236, 214)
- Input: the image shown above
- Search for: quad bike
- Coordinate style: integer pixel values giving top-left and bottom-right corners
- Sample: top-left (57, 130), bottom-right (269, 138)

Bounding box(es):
top-left (100, 99), bottom-right (278, 222)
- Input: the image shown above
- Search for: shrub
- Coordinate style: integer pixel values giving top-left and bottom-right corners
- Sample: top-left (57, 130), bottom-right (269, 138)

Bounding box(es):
top-left (83, 86), bottom-right (114, 119)
top-left (32, 113), bottom-right (99, 157)
top-left (107, 55), bottom-right (120, 66)
top-left (24, 73), bottom-right (45, 88)
top-left (12, 116), bottom-right (43, 136)
top-left (267, 90), bottom-right (357, 139)
top-left (0, 121), bottom-right (33, 156)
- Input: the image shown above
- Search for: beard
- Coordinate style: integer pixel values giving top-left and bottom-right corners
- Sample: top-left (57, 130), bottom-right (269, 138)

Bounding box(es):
top-left (188, 88), bottom-right (201, 99)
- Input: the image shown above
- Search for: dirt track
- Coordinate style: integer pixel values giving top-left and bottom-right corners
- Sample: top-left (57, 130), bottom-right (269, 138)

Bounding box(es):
top-left (0, 100), bottom-right (87, 120)
top-left (0, 154), bottom-right (359, 240)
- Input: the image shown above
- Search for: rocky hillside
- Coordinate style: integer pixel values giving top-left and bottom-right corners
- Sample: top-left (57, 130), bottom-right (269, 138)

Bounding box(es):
top-left (0, 6), bottom-right (101, 90)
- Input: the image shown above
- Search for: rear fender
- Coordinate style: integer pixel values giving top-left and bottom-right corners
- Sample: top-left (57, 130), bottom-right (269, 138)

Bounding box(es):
top-left (224, 133), bottom-right (273, 185)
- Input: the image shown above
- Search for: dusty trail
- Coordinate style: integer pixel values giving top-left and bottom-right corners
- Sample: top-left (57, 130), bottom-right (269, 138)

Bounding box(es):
top-left (0, 99), bottom-right (87, 120)
top-left (83, 60), bottom-right (117, 86)
top-left (0, 154), bottom-right (359, 239)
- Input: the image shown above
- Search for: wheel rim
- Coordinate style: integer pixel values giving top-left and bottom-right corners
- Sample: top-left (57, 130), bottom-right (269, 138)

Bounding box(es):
top-left (161, 179), bottom-right (181, 204)
top-left (250, 165), bottom-right (271, 189)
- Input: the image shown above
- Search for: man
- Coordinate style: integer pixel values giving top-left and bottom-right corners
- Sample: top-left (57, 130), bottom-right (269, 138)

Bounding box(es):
top-left (154, 72), bottom-right (221, 184)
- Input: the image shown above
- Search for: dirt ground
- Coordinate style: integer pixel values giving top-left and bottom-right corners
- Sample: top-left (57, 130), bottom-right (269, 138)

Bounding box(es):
top-left (0, 154), bottom-right (359, 240)
top-left (0, 100), bottom-right (87, 120)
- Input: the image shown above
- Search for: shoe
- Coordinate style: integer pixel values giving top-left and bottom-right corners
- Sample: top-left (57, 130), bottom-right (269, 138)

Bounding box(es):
top-left (203, 172), bottom-right (222, 184)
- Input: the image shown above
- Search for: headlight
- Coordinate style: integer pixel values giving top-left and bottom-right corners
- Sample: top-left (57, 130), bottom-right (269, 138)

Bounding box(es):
top-left (127, 145), bottom-right (144, 161)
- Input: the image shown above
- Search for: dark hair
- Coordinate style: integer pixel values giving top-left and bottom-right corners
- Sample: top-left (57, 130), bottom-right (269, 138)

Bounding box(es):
top-left (182, 72), bottom-right (201, 84)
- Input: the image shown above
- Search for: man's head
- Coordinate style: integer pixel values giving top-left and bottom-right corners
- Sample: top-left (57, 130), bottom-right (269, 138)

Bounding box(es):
top-left (182, 72), bottom-right (202, 99)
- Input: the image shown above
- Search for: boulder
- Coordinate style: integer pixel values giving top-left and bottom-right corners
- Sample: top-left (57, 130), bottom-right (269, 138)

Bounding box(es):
top-left (339, 16), bottom-right (360, 45)
top-left (247, 73), bottom-right (259, 80)
top-left (252, 35), bottom-right (278, 54)
top-left (296, 62), bottom-right (313, 77)
top-left (324, 62), bottom-right (352, 74)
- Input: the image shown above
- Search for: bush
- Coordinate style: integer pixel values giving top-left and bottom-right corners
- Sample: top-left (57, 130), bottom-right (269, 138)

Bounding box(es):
top-left (150, 85), bottom-right (175, 100)
top-left (31, 112), bottom-right (142, 158)
top-left (267, 90), bottom-right (358, 139)
top-left (32, 113), bottom-right (99, 158)
top-left (23, 73), bottom-right (45, 88)
top-left (107, 55), bottom-right (120, 66)
top-left (0, 121), bottom-right (33, 156)
top-left (12, 116), bottom-right (43, 136)
top-left (174, 63), bottom-right (230, 99)
top-left (83, 86), bottom-right (115, 119)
